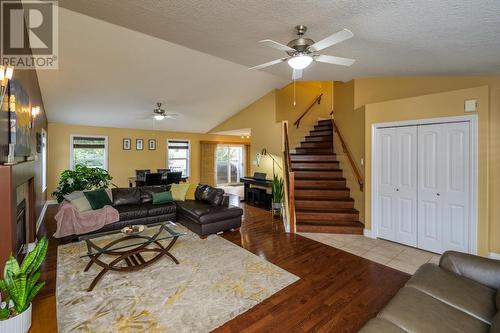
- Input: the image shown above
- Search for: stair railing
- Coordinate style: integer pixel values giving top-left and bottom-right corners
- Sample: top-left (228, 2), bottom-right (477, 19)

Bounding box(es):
top-left (283, 121), bottom-right (296, 232)
top-left (330, 112), bottom-right (364, 191)
top-left (293, 94), bottom-right (323, 128)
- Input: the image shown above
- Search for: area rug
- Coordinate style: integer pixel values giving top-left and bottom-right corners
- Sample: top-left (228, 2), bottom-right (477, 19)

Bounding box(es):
top-left (56, 226), bottom-right (298, 332)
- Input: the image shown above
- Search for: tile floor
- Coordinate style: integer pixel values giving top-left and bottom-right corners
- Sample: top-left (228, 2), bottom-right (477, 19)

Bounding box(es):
top-left (299, 232), bottom-right (441, 275)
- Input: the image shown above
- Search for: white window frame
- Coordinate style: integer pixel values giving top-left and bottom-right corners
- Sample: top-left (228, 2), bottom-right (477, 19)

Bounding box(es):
top-left (167, 139), bottom-right (190, 177)
top-left (70, 134), bottom-right (109, 171)
top-left (41, 128), bottom-right (47, 192)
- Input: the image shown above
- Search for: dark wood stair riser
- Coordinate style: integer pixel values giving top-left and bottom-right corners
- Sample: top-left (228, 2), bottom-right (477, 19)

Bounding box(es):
top-left (295, 179), bottom-right (346, 189)
top-left (309, 130), bottom-right (333, 137)
top-left (292, 162), bottom-right (339, 170)
top-left (317, 119), bottom-right (332, 125)
top-left (291, 154), bottom-right (336, 162)
top-left (295, 189), bottom-right (350, 199)
top-left (295, 148), bottom-right (333, 154)
top-left (294, 170), bottom-right (343, 179)
top-left (296, 211), bottom-right (359, 222)
top-left (304, 135), bottom-right (333, 142)
top-left (314, 125), bottom-right (332, 131)
top-left (295, 200), bottom-right (355, 209)
top-left (300, 141), bottom-right (333, 149)
top-left (296, 223), bottom-right (363, 234)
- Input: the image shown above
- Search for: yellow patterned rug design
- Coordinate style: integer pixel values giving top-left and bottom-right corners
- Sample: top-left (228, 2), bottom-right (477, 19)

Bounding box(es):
top-left (56, 226), bottom-right (299, 332)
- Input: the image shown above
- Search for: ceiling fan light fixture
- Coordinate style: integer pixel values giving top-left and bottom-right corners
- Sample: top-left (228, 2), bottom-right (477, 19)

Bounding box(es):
top-left (154, 114), bottom-right (165, 121)
top-left (287, 55), bottom-right (313, 70)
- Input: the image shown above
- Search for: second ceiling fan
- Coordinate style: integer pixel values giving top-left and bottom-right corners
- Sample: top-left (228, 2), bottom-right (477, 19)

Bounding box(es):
top-left (249, 25), bottom-right (355, 80)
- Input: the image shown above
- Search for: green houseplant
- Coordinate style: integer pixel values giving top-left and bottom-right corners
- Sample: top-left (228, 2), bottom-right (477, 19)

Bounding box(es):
top-left (272, 174), bottom-right (284, 208)
top-left (52, 164), bottom-right (113, 203)
top-left (0, 238), bottom-right (48, 333)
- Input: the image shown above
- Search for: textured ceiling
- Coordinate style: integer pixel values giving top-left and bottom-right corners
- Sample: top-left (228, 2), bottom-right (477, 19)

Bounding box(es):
top-left (36, 7), bottom-right (286, 133)
top-left (57, 0), bottom-right (500, 81)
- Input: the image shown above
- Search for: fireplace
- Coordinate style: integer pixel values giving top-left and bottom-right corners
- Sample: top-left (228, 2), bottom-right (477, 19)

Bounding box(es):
top-left (16, 199), bottom-right (26, 256)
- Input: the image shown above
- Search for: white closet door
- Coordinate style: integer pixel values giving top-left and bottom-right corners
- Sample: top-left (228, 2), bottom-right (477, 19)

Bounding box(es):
top-left (417, 124), bottom-right (442, 253)
top-left (417, 122), bottom-right (470, 253)
top-left (394, 126), bottom-right (418, 246)
top-left (441, 122), bottom-right (470, 253)
top-left (377, 128), bottom-right (397, 242)
top-left (377, 127), bottom-right (417, 246)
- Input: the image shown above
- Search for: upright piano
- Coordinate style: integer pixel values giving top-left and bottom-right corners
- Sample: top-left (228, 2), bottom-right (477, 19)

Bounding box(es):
top-left (240, 172), bottom-right (273, 207)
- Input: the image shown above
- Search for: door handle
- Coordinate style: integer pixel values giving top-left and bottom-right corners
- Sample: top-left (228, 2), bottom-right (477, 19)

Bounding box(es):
top-left (436, 193), bottom-right (440, 196)
top-left (396, 189), bottom-right (399, 192)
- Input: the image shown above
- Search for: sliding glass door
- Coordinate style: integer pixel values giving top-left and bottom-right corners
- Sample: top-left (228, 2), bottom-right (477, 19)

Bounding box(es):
top-left (216, 145), bottom-right (245, 185)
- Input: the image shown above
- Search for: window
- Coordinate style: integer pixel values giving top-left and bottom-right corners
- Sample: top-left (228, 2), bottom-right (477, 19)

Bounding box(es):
top-left (70, 135), bottom-right (108, 170)
top-left (167, 139), bottom-right (190, 177)
top-left (216, 145), bottom-right (245, 185)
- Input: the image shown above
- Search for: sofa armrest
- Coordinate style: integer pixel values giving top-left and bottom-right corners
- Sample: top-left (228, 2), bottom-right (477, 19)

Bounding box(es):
top-left (439, 251), bottom-right (500, 289)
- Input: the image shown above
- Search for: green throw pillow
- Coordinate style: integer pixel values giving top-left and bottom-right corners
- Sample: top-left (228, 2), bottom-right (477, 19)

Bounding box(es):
top-left (84, 189), bottom-right (112, 210)
top-left (170, 183), bottom-right (190, 201)
top-left (152, 191), bottom-right (173, 205)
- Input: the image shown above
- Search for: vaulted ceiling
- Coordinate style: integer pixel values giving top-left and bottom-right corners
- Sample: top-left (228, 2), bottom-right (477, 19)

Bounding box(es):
top-left (38, 0), bottom-right (500, 132)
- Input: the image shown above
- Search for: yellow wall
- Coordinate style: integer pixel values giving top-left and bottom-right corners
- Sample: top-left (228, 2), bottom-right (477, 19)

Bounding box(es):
top-left (47, 123), bottom-right (248, 198)
top-left (210, 90), bottom-right (282, 178)
top-left (364, 86), bottom-right (489, 255)
top-left (276, 81), bottom-right (333, 148)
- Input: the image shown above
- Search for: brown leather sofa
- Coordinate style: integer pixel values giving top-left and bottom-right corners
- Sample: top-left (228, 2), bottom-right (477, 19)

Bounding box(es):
top-left (359, 251), bottom-right (500, 333)
top-left (87, 184), bottom-right (243, 237)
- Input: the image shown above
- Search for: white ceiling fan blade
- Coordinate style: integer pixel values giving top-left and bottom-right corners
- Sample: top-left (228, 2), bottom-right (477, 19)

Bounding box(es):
top-left (315, 54), bottom-right (355, 66)
top-left (292, 69), bottom-right (303, 80)
top-left (258, 39), bottom-right (295, 52)
top-left (248, 58), bottom-right (285, 70)
top-left (309, 29), bottom-right (354, 52)
top-left (164, 113), bottom-right (178, 119)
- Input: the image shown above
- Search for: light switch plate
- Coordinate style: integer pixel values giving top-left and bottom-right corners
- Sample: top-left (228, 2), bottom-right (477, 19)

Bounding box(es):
top-left (464, 99), bottom-right (477, 112)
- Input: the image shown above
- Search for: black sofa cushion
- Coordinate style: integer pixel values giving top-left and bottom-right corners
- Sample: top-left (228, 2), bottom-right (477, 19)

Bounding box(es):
top-left (115, 205), bottom-right (148, 221)
top-left (140, 185), bottom-right (170, 203)
top-left (176, 200), bottom-right (243, 225)
top-left (112, 188), bottom-right (141, 206)
top-left (195, 185), bottom-right (225, 206)
top-left (142, 202), bottom-right (176, 217)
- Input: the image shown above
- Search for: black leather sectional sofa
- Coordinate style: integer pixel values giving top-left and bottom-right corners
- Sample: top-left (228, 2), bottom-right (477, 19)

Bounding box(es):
top-left (94, 184), bottom-right (243, 237)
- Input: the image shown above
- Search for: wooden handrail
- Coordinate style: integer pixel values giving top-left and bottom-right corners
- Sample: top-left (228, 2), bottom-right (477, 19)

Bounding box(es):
top-left (283, 122), bottom-right (296, 233)
top-left (330, 116), bottom-right (364, 191)
top-left (293, 94), bottom-right (323, 128)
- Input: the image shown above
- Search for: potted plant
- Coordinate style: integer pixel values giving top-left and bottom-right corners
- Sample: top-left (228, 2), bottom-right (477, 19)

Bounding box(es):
top-left (272, 174), bottom-right (284, 211)
top-left (0, 238), bottom-right (48, 333)
top-left (52, 164), bottom-right (114, 203)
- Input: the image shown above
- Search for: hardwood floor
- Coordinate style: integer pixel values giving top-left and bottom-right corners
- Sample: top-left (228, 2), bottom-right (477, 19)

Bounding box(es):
top-left (31, 202), bottom-right (409, 333)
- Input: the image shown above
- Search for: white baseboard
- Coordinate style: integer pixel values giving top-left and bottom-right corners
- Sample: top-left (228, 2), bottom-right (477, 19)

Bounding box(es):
top-left (488, 252), bottom-right (500, 260)
top-left (363, 228), bottom-right (375, 239)
top-left (36, 200), bottom-right (57, 233)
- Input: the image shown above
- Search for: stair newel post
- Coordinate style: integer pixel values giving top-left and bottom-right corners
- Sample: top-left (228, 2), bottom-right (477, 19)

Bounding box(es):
top-left (289, 171), bottom-right (296, 233)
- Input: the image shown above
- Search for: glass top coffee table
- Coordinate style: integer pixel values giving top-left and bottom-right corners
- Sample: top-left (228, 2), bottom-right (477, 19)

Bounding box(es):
top-left (79, 221), bottom-right (186, 291)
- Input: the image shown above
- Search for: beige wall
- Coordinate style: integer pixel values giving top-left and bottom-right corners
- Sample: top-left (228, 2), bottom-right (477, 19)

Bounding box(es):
top-left (210, 90), bottom-right (281, 178)
top-left (333, 76), bottom-right (500, 255)
top-left (364, 86), bottom-right (489, 255)
top-left (47, 123), bottom-right (248, 198)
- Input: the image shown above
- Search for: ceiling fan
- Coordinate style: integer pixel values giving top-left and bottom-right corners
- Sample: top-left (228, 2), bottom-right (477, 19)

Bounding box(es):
top-left (151, 102), bottom-right (178, 121)
top-left (249, 25), bottom-right (355, 80)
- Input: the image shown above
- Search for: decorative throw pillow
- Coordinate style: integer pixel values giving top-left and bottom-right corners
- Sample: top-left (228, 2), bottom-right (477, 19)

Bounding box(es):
top-left (170, 183), bottom-right (190, 201)
top-left (185, 183), bottom-right (198, 200)
top-left (63, 191), bottom-right (84, 202)
top-left (152, 191), bottom-right (173, 205)
top-left (84, 189), bottom-right (112, 210)
top-left (70, 196), bottom-right (92, 212)
top-left (205, 187), bottom-right (225, 206)
top-left (195, 184), bottom-right (209, 201)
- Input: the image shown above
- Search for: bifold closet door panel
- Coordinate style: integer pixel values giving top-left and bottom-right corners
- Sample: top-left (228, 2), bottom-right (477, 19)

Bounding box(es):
top-left (376, 126), bottom-right (417, 247)
top-left (377, 127), bottom-right (397, 242)
top-left (440, 122), bottom-right (470, 253)
top-left (417, 122), bottom-right (470, 254)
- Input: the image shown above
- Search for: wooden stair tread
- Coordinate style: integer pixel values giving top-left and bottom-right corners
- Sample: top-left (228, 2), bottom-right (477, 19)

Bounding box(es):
top-left (297, 220), bottom-right (363, 226)
top-left (296, 207), bottom-right (358, 213)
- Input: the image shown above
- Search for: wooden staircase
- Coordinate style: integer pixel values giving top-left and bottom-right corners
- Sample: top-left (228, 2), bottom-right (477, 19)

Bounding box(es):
top-left (291, 119), bottom-right (363, 234)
